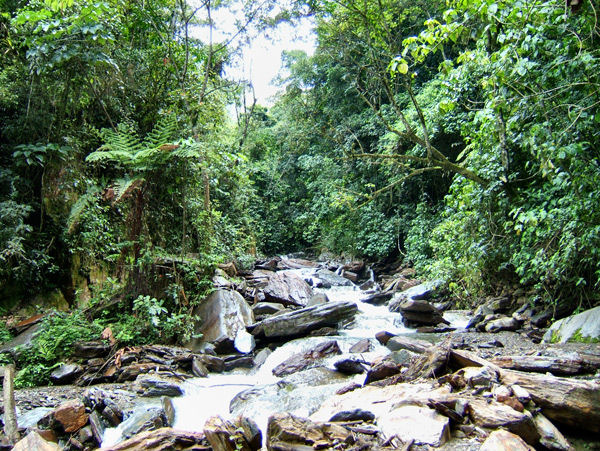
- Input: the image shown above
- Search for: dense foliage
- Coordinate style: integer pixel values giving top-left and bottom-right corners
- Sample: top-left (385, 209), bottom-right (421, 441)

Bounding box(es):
top-left (245, 0), bottom-right (600, 310)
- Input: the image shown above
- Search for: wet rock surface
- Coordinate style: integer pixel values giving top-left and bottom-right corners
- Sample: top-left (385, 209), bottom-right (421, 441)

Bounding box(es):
top-left (4, 257), bottom-right (600, 451)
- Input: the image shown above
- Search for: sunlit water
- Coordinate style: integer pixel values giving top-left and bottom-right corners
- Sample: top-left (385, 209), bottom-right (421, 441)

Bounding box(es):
top-left (102, 269), bottom-right (469, 446)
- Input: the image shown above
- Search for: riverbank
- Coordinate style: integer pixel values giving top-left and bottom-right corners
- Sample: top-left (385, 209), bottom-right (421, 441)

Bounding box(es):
top-left (2, 256), bottom-right (600, 450)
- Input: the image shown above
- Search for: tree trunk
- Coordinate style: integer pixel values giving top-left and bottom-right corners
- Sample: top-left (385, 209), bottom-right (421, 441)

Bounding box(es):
top-left (3, 364), bottom-right (19, 443)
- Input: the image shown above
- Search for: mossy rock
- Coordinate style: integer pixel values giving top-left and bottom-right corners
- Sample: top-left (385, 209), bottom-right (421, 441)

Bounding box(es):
top-left (543, 305), bottom-right (600, 343)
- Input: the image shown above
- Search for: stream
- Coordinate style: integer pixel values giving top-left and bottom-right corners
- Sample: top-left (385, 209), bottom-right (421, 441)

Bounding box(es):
top-left (102, 268), bottom-right (469, 447)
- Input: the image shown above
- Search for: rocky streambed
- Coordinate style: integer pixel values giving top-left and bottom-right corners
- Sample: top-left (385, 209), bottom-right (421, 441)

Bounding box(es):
top-left (2, 256), bottom-right (600, 450)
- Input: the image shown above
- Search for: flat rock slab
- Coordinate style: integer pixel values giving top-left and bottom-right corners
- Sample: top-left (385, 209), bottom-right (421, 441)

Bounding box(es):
top-left (100, 427), bottom-right (208, 451)
top-left (138, 375), bottom-right (184, 397)
top-left (12, 430), bottom-right (60, 451)
top-left (266, 413), bottom-right (351, 450)
top-left (480, 430), bottom-right (534, 451)
top-left (249, 301), bottom-right (358, 339)
top-left (311, 382), bottom-right (453, 424)
top-left (377, 405), bottom-right (450, 447)
top-left (272, 340), bottom-right (341, 377)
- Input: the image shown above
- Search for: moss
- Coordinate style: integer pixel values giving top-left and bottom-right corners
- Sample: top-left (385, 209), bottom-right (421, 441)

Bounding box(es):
top-left (550, 329), bottom-right (561, 344)
top-left (570, 328), bottom-right (600, 344)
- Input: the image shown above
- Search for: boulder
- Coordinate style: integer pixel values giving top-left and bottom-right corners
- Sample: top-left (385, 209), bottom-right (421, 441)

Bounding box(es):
top-left (50, 363), bottom-right (84, 385)
top-left (467, 296), bottom-right (512, 329)
top-left (11, 313), bottom-right (45, 334)
top-left (17, 407), bottom-right (53, 430)
top-left (480, 430), bottom-right (535, 451)
top-left (193, 354), bottom-right (225, 373)
top-left (12, 430), bottom-right (60, 451)
top-left (307, 292), bottom-right (329, 307)
top-left (249, 301), bottom-right (358, 339)
top-left (333, 358), bottom-right (366, 375)
top-left (253, 347), bottom-right (272, 368)
top-left (73, 341), bottom-right (111, 358)
top-left (100, 428), bottom-right (208, 451)
top-left (119, 407), bottom-right (167, 441)
top-left (266, 413), bottom-right (351, 450)
top-left (543, 305), bottom-right (600, 343)
top-left (224, 355), bottom-right (255, 371)
top-left (349, 339), bottom-right (372, 353)
top-left (272, 340), bottom-right (341, 377)
top-left (0, 322), bottom-right (43, 355)
top-left (252, 302), bottom-right (286, 316)
top-left (102, 400), bottom-right (124, 427)
top-left (533, 413), bottom-right (573, 451)
top-left (162, 397), bottom-right (176, 427)
top-left (204, 415), bottom-right (261, 451)
top-left (263, 272), bottom-right (314, 307)
top-left (386, 335), bottom-right (432, 354)
top-left (500, 369), bottom-right (600, 433)
top-left (364, 359), bottom-right (401, 385)
top-left (388, 280), bottom-right (443, 307)
top-left (393, 299), bottom-right (449, 326)
top-left (361, 292), bottom-right (393, 305)
top-left (89, 411), bottom-right (105, 445)
top-left (192, 357), bottom-right (208, 377)
top-left (485, 316), bottom-right (522, 333)
top-left (314, 269), bottom-right (353, 287)
top-left (375, 330), bottom-right (394, 345)
top-left (328, 409), bottom-right (374, 423)
top-left (467, 398), bottom-right (539, 444)
top-left (137, 375), bottom-right (183, 397)
top-left (377, 405), bottom-right (450, 447)
top-left (455, 366), bottom-right (498, 388)
top-left (185, 289), bottom-right (254, 354)
top-left (52, 399), bottom-right (89, 433)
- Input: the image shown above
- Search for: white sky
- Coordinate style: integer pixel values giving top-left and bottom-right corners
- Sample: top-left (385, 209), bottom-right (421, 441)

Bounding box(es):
top-left (193, 2), bottom-right (317, 105)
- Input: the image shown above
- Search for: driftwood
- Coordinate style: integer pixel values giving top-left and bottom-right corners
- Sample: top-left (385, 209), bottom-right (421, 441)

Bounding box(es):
top-left (2, 364), bottom-right (19, 443)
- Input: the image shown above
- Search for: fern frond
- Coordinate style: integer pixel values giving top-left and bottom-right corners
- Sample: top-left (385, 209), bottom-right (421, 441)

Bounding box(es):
top-left (67, 186), bottom-right (101, 234)
top-left (171, 139), bottom-right (202, 159)
top-left (86, 123), bottom-right (142, 167)
top-left (143, 115), bottom-right (177, 148)
top-left (112, 176), bottom-right (145, 203)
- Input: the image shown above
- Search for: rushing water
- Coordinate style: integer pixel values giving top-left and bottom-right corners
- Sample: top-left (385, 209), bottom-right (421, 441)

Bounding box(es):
top-left (102, 269), bottom-right (468, 447)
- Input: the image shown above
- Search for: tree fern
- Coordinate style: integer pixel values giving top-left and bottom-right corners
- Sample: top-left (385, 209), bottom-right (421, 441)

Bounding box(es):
top-left (112, 176), bottom-right (145, 204)
top-left (142, 115), bottom-right (177, 149)
top-left (86, 123), bottom-right (142, 168)
top-left (87, 116), bottom-right (179, 170)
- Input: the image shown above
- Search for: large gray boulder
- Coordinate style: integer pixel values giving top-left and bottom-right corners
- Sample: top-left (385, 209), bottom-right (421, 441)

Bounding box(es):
top-left (263, 271), bottom-right (314, 307)
top-left (314, 269), bottom-right (353, 287)
top-left (249, 301), bottom-right (358, 339)
top-left (543, 305), bottom-right (600, 343)
top-left (185, 289), bottom-right (254, 354)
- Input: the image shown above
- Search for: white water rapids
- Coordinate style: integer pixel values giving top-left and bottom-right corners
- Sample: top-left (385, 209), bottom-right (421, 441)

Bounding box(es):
top-left (103, 270), bottom-right (469, 447)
